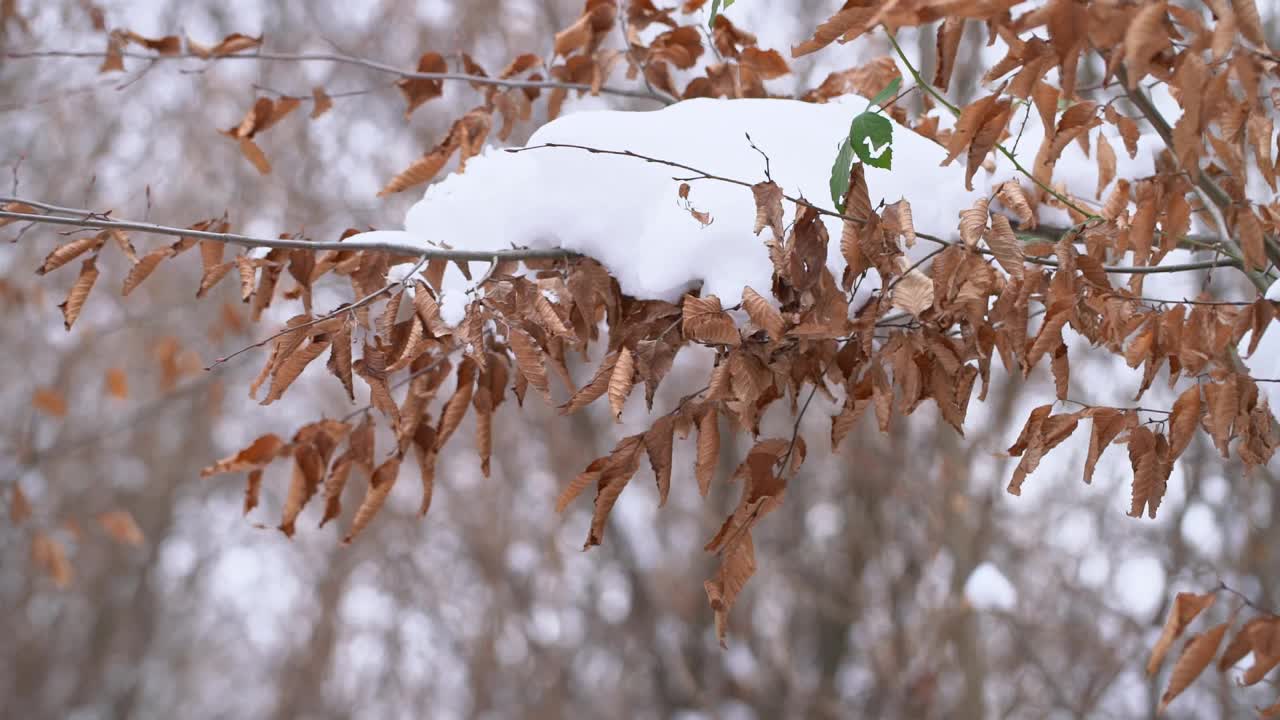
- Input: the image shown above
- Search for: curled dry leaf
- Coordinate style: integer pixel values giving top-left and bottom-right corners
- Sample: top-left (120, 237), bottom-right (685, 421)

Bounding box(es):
top-left (696, 405), bottom-right (720, 496)
top-left (986, 214), bottom-right (1024, 281)
top-left (742, 286), bottom-right (784, 340)
top-left (644, 415), bottom-right (675, 506)
top-left (750, 181), bottom-right (784, 241)
top-left (1158, 621), bottom-right (1229, 714)
top-left (1148, 591), bottom-right (1216, 676)
top-left (891, 261), bottom-right (934, 319)
top-left (238, 137), bottom-right (272, 175)
top-left (995, 182), bottom-right (1034, 228)
top-left (959, 197), bottom-right (989, 248)
top-left (37, 233), bottom-right (105, 275)
top-left (682, 295), bottom-right (740, 346)
top-left (343, 456), bottom-right (401, 544)
top-left (397, 51), bottom-right (447, 117)
top-left (201, 434), bottom-right (284, 477)
top-left (310, 87), bottom-right (332, 118)
top-left (608, 346), bottom-right (635, 421)
top-left (122, 247), bottom-right (174, 297)
top-left (560, 351), bottom-right (618, 415)
top-left (59, 257), bottom-right (100, 331)
top-left (882, 199), bottom-right (915, 247)
top-left (508, 328), bottom-right (554, 404)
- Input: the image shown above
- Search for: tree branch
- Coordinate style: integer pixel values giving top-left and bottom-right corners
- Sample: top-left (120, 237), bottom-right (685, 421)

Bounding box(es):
top-left (2, 47), bottom-right (677, 105)
top-left (0, 196), bottom-right (577, 262)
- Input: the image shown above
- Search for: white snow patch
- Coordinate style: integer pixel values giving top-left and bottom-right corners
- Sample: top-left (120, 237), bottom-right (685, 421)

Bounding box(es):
top-left (964, 561), bottom-right (1018, 611)
top-left (351, 96), bottom-right (1161, 322)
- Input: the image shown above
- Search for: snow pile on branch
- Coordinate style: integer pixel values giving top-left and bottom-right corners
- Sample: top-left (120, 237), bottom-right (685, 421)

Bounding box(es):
top-left (352, 96), bottom-right (1160, 322)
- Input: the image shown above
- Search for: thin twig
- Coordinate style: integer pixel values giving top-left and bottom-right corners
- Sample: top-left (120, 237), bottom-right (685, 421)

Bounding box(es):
top-left (0, 197), bottom-right (578, 262)
top-left (2, 47), bottom-right (677, 104)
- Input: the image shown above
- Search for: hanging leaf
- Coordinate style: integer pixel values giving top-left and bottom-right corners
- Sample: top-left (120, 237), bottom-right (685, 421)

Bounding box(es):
top-left (343, 456), bottom-right (401, 544)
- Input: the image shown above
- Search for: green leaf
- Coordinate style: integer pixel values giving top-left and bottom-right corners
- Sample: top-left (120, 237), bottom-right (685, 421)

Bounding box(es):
top-left (829, 137), bottom-right (855, 213)
top-left (869, 77), bottom-right (902, 109)
top-left (708, 0), bottom-right (736, 29)
top-left (849, 111), bottom-right (893, 170)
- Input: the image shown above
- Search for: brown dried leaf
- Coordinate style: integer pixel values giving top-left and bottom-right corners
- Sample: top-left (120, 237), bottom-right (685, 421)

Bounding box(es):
top-left (987, 214), bottom-right (1024, 281)
top-left (959, 198), bottom-right (989, 248)
top-left (243, 469), bottom-right (264, 515)
top-left (891, 265), bottom-right (934, 318)
top-left (326, 314), bottom-right (355, 401)
top-left (742, 286), bottom-right (784, 340)
top-left (238, 137), bottom-right (271, 175)
top-left (1148, 591), bottom-right (1217, 675)
top-left (751, 181), bottom-right (784, 241)
top-left (683, 294), bottom-right (740, 346)
top-left (1124, 3), bottom-right (1171, 88)
top-left (96, 510), bottom-right (144, 546)
top-left (435, 358), bottom-right (476, 450)
top-left (608, 346), bottom-right (635, 421)
top-left (560, 351), bottom-right (618, 415)
top-left (121, 246), bottom-right (173, 296)
top-left (397, 52), bottom-right (447, 116)
top-left (263, 337), bottom-right (330, 405)
top-left (59, 257), bottom-right (99, 331)
top-left (508, 328), bottom-right (553, 404)
top-left (1158, 621), bottom-right (1229, 713)
top-left (200, 434), bottom-right (284, 477)
top-left (1096, 133), bottom-right (1117, 198)
top-left (1084, 408), bottom-right (1131, 484)
top-left (696, 405), bottom-right (720, 496)
top-left (883, 199), bottom-right (916, 247)
top-left (1168, 385), bottom-right (1203, 460)
top-left (644, 415), bottom-right (675, 507)
top-left (36, 233), bottom-right (104, 275)
top-left (343, 456), bottom-right (401, 544)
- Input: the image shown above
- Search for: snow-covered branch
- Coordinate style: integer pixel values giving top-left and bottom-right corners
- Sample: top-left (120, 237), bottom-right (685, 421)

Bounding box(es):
top-left (0, 196), bottom-right (577, 262)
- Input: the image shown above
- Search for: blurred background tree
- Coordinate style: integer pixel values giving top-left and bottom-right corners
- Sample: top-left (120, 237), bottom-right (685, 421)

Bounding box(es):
top-left (2, 2), bottom-right (1278, 718)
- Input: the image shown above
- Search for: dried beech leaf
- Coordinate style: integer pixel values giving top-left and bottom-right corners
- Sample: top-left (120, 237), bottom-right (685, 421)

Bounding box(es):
top-left (201, 434), bottom-right (284, 476)
top-left (750, 181), bottom-right (784, 241)
top-left (959, 198), bottom-right (989, 248)
top-left (508, 328), bottom-right (554, 404)
top-left (121, 247), bottom-right (173, 296)
top-left (59, 257), bottom-right (99, 331)
top-left (37, 233), bottom-right (104, 275)
top-left (683, 295), bottom-right (740, 346)
top-left (560, 351), bottom-right (617, 415)
top-left (1158, 621), bottom-right (1229, 713)
top-left (1148, 591), bottom-right (1217, 676)
top-left (608, 346), bottom-right (635, 421)
top-left (742, 286), bottom-right (784, 340)
top-left (696, 405), bottom-right (720, 496)
top-left (645, 415), bottom-right (675, 506)
top-left (343, 456), bottom-right (401, 544)
top-left (987, 214), bottom-right (1024, 281)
